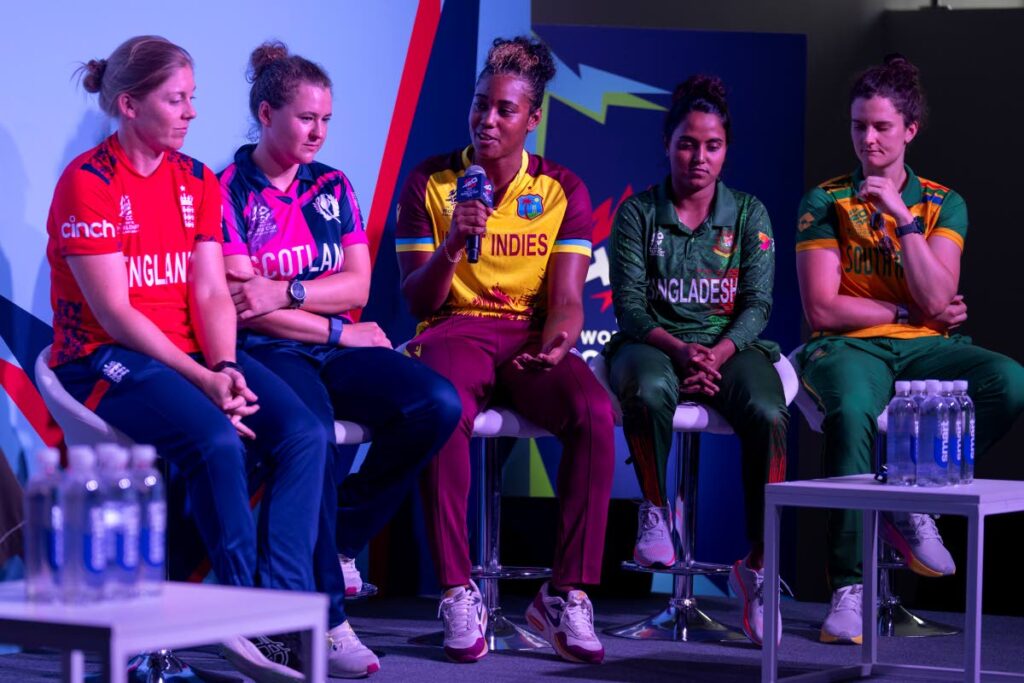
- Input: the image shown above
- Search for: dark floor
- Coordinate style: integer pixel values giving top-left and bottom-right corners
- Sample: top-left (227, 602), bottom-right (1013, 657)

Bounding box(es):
top-left (1, 593), bottom-right (1022, 681)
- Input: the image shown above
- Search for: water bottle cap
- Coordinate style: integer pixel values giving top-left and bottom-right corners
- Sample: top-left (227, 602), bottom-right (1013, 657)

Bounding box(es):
top-left (940, 380), bottom-right (955, 393)
top-left (36, 448), bottom-right (60, 470)
top-left (910, 380), bottom-right (926, 392)
top-left (925, 379), bottom-right (941, 394)
top-left (954, 380), bottom-right (968, 393)
top-left (67, 445), bottom-right (95, 470)
top-left (130, 444), bottom-right (158, 467)
top-left (95, 443), bottom-right (129, 470)
top-left (894, 380), bottom-right (911, 393)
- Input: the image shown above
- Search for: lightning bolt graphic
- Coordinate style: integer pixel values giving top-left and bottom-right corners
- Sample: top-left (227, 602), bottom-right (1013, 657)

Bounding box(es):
top-left (533, 52), bottom-right (669, 156)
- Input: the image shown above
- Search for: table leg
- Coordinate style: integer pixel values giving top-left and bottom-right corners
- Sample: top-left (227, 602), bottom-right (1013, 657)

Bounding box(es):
top-left (861, 509), bottom-right (878, 675)
top-left (61, 649), bottom-right (85, 683)
top-left (762, 498), bottom-right (780, 683)
top-left (103, 642), bottom-right (127, 683)
top-left (964, 511), bottom-right (984, 683)
top-left (301, 624), bottom-right (326, 683)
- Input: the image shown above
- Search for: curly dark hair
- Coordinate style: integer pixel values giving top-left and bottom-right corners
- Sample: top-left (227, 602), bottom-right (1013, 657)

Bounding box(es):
top-left (477, 36), bottom-right (556, 111)
top-left (850, 54), bottom-right (927, 128)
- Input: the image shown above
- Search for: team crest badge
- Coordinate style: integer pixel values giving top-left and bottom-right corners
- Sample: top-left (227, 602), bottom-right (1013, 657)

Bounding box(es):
top-left (314, 193), bottom-right (341, 223)
top-left (713, 228), bottom-right (735, 258)
top-left (516, 194), bottom-right (543, 220)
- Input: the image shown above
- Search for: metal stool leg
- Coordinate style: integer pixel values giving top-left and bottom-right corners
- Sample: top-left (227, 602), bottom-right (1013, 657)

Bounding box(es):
top-left (877, 544), bottom-right (959, 637)
top-left (607, 433), bottom-right (744, 641)
top-left (475, 438), bottom-right (548, 651)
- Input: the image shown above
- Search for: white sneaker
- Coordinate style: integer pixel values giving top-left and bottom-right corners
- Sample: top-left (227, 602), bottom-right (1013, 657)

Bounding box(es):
top-left (820, 584), bottom-right (863, 644)
top-left (221, 634), bottom-right (305, 682)
top-left (728, 556), bottom-right (781, 647)
top-left (633, 501), bottom-right (676, 567)
top-left (327, 621), bottom-right (380, 678)
top-left (880, 512), bottom-right (956, 577)
top-left (438, 580), bottom-right (487, 662)
top-left (525, 582), bottom-right (604, 663)
top-left (339, 555), bottom-right (364, 596)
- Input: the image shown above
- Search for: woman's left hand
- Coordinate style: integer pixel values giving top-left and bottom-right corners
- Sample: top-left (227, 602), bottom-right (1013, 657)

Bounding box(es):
top-left (226, 269), bottom-right (290, 320)
top-left (858, 176), bottom-right (913, 224)
top-left (512, 331), bottom-right (571, 371)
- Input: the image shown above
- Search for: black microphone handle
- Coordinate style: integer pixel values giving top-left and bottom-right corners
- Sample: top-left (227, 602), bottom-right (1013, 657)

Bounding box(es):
top-left (466, 234), bottom-right (481, 263)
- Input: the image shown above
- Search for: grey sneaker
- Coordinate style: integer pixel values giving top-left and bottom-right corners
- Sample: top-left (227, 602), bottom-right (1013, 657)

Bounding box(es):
top-left (633, 501), bottom-right (676, 567)
top-left (880, 512), bottom-right (956, 577)
top-left (820, 584), bottom-right (863, 645)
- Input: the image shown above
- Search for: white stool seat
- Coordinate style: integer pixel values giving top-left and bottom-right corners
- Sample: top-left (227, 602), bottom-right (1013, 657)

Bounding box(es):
top-left (590, 350), bottom-right (800, 435)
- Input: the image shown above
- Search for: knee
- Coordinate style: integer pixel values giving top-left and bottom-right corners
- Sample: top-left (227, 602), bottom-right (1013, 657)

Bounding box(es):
top-left (424, 375), bottom-right (463, 436)
top-left (193, 425), bottom-right (246, 475)
top-left (989, 359), bottom-right (1024, 417)
top-left (564, 386), bottom-right (616, 443)
top-left (748, 400), bottom-right (790, 430)
top-left (281, 409), bottom-right (330, 456)
top-left (824, 392), bottom-right (878, 431)
top-left (618, 372), bottom-right (677, 416)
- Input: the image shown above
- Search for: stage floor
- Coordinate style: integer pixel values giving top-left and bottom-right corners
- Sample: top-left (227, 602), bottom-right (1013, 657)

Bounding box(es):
top-left (1, 593), bottom-right (1022, 681)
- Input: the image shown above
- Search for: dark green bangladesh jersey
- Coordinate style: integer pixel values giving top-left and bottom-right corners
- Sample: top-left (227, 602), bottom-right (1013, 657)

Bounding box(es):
top-left (606, 177), bottom-right (778, 357)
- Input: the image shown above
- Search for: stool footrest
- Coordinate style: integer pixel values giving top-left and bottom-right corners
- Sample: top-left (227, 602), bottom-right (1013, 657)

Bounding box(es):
top-left (343, 582), bottom-right (379, 600)
top-left (605, 600), bottom-right (746, 642)
top-left (471, 565), bottom-right (552, 580)
top-left (620, 560), bottom-right (731, 577)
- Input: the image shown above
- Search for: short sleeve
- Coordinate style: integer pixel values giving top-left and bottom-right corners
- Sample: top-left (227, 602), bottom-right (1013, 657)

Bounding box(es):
top-left (51, 167), bottom-right (121, 257)
top-left (218, 165), bottom-right (250, 256)
top-left (336, 172), bottom-right (368, 249)
top-left (931, 189), bottom-right (968, 250)
top-left (795, 187), bottom-right (839, 252)
top-left (195, 166), bottom-right (223, 245)
top-left (551, 171), bottom-right (593, 258)
top-left (395, 164), bottom-right (436, 254)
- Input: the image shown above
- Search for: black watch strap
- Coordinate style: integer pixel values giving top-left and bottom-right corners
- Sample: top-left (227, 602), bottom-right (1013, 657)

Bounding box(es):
top-left (212, 360), bottom-right (244, 375)
top-left (895, 217), bottom-right (924, 237)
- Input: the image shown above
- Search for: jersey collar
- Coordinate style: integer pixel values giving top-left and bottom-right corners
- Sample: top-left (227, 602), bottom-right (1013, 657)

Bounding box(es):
top-left (460, 145), bottom-right (530, 188)
top-left (655, 176), bottom-right (738, 230)
top-left (234, 144), bottom-right (314, 193)
top-left (851, 163), bottom-right (922, 207)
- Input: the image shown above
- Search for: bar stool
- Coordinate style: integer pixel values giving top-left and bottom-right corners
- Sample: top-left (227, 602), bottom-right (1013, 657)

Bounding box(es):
top-left (332, 421), bottom-right (379, 600)
top-left (787, 345), bottom-right (958, 637)
top-left (591, 352), bottom-right (799, 642)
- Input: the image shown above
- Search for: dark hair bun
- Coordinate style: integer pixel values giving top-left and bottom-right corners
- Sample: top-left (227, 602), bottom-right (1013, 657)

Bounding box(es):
top-left (81, 59), bottom-right (107, 93)
top-left (673, 74), bottom-right (727, 107)
top-left (248, 41), bottom-right (289, 83)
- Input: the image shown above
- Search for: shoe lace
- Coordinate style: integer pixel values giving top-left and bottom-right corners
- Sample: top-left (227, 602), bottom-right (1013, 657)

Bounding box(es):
top-left (563, 594), bottom-right (597, 639)
top-left (639, 505), bottom-right (668, 540)
top-left (439, 589), bottom-right (481, 638)
top-left (831, 584), bottom-right (863, 614)
top-left (906, 513), bottom-right (943, 542)
top-left (327, 625), bottom-right (362, 653)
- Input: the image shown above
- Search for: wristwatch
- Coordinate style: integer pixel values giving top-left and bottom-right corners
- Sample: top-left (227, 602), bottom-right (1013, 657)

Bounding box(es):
top-left (287, 279), bottom-right (306, 308)
top-left (895, 217), bottom-right (924, 237)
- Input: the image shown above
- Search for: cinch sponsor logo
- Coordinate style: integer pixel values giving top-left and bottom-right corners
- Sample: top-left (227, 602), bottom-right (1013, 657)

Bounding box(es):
top-left (491, 233), bottom-right (549, 257)
top-left (126, 251), bottom-right (191, 288)
top-left (255, 242), bottom-right (344, 279)
top-left (649, 276), bottom-right (738, 306)
top-left (61, 216), bottom-right (116, 239)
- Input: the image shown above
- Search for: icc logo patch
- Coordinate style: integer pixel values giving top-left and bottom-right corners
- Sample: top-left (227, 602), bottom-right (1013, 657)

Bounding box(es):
top-left (517, 194), bottom-right (543, 220)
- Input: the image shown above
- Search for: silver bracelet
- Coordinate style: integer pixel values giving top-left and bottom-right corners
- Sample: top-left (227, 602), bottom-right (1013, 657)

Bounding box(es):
top-left (442, 239), bottom-right (463, 264)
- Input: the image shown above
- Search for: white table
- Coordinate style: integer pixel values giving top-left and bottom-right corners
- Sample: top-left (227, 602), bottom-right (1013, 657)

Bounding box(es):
top-left (0, 581), bottom-right (326, 683)
top-left (762, 475), bottom-right (1024, 683)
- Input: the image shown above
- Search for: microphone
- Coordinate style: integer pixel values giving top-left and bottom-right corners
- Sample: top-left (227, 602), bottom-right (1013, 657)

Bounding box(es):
top-left (454, 164), bottom-right (494, 264)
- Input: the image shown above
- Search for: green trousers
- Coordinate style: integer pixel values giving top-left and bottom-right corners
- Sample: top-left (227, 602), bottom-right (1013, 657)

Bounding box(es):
top-left (607, 342), bottom-right (788, 543)
top-left (799, 334), bottom-right (1024, 589)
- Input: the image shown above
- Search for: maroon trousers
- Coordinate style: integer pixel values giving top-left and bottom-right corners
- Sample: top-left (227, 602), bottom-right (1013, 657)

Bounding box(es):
top-left (408, 316), bottom-right (615, 589)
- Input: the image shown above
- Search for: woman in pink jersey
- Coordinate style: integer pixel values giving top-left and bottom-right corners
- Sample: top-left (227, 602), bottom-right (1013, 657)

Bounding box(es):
top-left (395, 36), bottom-right (615, 665)
top-left (219, 42), bottom-right (462, 679)
top-left (47, 35), bottom-right (332, 682)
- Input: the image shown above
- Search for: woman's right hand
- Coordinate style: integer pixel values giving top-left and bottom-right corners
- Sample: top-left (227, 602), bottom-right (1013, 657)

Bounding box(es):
top-left (340, 322), bottom-right (393, 349)
top-left (198, 369), bottom-right (260, 439)
top-left (670, 342), bottom-right (722, 396)
top-left (446, 200), bottom-right (493, 256)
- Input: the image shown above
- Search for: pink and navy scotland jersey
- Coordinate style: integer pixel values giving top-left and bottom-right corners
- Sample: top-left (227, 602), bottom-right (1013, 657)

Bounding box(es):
top-left (218, 145), bottom-right (367, 289)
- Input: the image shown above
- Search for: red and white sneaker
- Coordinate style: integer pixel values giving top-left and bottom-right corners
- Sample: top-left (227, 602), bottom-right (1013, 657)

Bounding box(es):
top-left (727, 556), bottom-right (781, 647)
top-left (339, 555), bottom-right (364, 596)
top-left (438, 580), bottom-right (487, 663)
top-left (880, 512), bottom-right (956, 577)
top-left (525, 582), bottom-right (604, 664)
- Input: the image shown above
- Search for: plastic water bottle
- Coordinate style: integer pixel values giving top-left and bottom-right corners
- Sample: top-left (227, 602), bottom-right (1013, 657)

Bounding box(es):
top-left (62, 445), bottom-right (106, 603)
top-left (96, 444), bottom-right (140, 599)
top-left (885, 381), bottom-right (918, 485)
top-left (941, 382), bottom-right (963, 485)
top-left (918, 380), bottom-right (951, 487)
top-left (954, 380), bottom-right (976, 483)
top-left (131, 445), bottom-right (165, 596)
top-left (24, 448), bottom-right (63, 602)
top-left (910, 380), bottom-right (927, 409)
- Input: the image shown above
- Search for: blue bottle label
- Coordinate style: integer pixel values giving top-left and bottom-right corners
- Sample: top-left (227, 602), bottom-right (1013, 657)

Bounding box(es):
top-left (933, 421), bottom-right (949, 468)
top-left (84, 508), bottom-right (106, 574)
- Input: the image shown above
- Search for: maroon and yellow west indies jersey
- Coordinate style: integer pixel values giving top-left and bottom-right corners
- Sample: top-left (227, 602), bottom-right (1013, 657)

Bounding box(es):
top-left (47, 134), bottom-right (222, 366)
top-left (796, 165), bottom-right (967, 339)
top-left (396, 147), bottom-right (593, 324)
